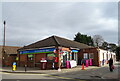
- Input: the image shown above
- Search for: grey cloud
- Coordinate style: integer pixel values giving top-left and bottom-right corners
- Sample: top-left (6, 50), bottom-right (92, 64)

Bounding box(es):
top-left (2, 2), bottom-right (118, 46)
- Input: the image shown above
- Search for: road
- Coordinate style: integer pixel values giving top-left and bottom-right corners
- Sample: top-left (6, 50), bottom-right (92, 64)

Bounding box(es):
top-left (1, 62), bottom-right (120, 81)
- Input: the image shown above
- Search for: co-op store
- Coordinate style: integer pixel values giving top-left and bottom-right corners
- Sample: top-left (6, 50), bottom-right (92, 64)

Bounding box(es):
top-left (18, 36), bottom-right (89, 69)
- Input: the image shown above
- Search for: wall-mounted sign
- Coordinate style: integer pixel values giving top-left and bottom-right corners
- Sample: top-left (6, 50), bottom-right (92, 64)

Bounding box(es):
top-left (19, 48), bottom-right (55, 54)
top-left (16, 57), bottom-right (19, 61)
top-left (28, 55), bottom-right (33, 58)
top-left (72, 50), bottom-right (78, 53)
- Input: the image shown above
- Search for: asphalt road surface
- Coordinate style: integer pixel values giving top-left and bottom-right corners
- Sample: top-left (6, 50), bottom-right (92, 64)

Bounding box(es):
top-left (1, 62), bottom-right (120, 81)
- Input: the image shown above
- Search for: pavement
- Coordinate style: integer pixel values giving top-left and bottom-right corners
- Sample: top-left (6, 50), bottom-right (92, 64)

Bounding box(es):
top-left (1, 65), bottom-right (102, 75)
top-left (1, 62), bottom-right (119, 80)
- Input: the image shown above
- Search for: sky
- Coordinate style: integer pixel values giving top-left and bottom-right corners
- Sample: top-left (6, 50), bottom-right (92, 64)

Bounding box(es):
top-left (0, 2), bottom-right (118, 47)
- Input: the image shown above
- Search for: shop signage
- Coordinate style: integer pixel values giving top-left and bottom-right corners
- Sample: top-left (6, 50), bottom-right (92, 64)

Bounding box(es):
top-left (19, 48), bottom-right (55, 54)
top-left (72, 50), bottom-right (78, 53)
top-left (28, 55), bottom-right (33, 58)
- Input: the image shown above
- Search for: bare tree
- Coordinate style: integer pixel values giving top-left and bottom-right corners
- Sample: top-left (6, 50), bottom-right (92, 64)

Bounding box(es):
top-left (93, 35), bottom-right (104, 47)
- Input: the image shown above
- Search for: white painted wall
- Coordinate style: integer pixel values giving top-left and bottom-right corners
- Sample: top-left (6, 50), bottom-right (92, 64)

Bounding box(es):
top-left (98, 49), bottom-right (116, 66)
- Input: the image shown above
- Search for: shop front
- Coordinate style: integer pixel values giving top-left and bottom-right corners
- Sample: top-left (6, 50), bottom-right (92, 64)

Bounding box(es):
top-left (19, 47), bottom-right (79, 69)
top-left (19, 48), bottom-right (57, 69)
top-left (18, 35), bottom-right (90, 70)
top-left (59, 47), bottom-right (78, 68)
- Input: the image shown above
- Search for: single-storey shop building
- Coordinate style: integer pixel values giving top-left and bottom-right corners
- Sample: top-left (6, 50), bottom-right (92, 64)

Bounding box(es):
top-left (18, 35), bottom-right (90, 69)
top-left (18, 36), bottom-right (116, 69)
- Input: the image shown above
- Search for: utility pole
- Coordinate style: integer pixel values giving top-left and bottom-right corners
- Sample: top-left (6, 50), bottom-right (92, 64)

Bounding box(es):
top-left (2, 21), bottom-right (6, 67)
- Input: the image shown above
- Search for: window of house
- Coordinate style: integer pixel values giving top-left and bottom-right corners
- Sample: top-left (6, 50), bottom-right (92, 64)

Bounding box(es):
top-left (84, 53), bottom-right (88, 59)
top-left (89, 53), bottom-right (94, 59)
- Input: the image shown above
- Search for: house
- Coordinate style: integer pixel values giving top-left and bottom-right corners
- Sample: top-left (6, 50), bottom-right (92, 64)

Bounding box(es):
top-left (18, 35), bottom-right (90, 69)
top-left (0, 46), bottom-right (21, 66)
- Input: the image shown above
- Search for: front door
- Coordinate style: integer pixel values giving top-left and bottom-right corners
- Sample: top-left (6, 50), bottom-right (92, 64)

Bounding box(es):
top-left (62, 54), bottom-right (67, 67)
top-left (62, 51), bottom-right (68, 67)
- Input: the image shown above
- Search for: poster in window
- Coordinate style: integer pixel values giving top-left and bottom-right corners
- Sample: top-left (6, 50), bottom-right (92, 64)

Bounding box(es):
top-left (47, 53), bottom-right (55, 62)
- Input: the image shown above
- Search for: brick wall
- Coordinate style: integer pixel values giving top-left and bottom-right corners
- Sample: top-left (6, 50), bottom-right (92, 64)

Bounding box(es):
top-left (19, 54), bottom-right (27, 67)
top-left (78, 48), bottom-right (99, 66)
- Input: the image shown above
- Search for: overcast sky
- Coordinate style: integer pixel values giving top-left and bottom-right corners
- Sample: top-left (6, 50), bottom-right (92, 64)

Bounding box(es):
top-left (0, 2), bottom-right (118, 47)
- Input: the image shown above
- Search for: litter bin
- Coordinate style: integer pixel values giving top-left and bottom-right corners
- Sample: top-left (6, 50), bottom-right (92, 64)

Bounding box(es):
top-left (40, 59), bottom-right (47, 70)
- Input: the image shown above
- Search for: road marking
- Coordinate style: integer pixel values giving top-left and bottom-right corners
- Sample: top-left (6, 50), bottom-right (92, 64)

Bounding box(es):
top-left (1, 71), bottom-right (49, 75)
top-left (1, 72), bottom-right (85, 81)
top-left (46, 75), bottom-right (86, 81)
top-left (0, 72), bottom-right (11, 74)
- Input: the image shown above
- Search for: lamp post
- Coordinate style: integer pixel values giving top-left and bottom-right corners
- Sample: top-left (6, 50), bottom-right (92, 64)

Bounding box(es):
top-left (2, 21), bottom-right (6, 67)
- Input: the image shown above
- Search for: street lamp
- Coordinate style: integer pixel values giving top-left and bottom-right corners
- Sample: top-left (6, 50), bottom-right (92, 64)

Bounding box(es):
top-left (2, 21), bottom-right (6, 67)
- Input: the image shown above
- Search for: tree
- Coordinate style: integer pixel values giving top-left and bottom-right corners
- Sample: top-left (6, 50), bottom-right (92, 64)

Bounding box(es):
top-left (101, 41), bottom-right (109, 50)
top-left (74, 32), bottom-right (81, 43)
top-left (93, 35), bottom-right (104, 47)
top-left (108, 43), bottom-right (117, 52)
top-left (101, 42), bottom-right (117, 52)
top-left (74, 32), bottom-right (94, 46)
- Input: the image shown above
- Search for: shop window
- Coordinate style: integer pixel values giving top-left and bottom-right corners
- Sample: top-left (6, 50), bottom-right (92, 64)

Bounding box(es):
top-left (46, 53), bottom-right (55, 62)
top-left (28, 54), bottom-right (33, 61)
top-left (84, 53), bottom-right (88, 59)
top-left (89, 53), bottom-right (94, 59)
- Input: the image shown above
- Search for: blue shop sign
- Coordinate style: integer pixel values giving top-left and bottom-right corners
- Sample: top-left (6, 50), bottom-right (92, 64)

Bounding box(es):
top-left (19, 48), bottom-right (55, 54)
top-left (72, 50), bottom-right (78, 52)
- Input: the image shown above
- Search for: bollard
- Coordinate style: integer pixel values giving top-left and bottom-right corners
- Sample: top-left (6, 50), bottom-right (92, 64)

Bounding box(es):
top-left (25, 64), bottom-right (27, 72)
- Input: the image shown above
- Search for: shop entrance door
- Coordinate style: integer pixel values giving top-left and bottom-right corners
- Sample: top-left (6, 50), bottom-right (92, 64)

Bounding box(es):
top-left (62, 54), bottom-right (67, 67)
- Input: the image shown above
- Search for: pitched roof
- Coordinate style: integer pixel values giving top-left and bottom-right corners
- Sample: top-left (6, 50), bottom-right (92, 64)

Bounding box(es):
top-left (19, 35), bottom-right (90, 51)
top-left (0, 46), bottom-right (21, 55)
